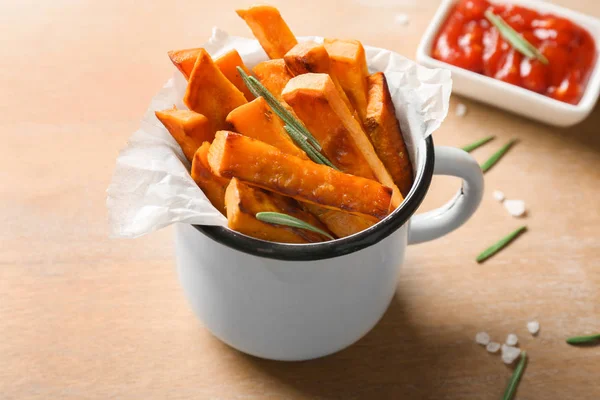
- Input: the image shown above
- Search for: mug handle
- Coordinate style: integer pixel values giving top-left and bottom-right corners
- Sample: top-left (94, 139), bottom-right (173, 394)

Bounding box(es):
top-left (408, 146), bottom-right (484, 245)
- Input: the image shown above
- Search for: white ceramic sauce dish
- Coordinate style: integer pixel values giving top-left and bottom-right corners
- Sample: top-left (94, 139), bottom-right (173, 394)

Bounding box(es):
top-left (175, 125), bottom-right (484, 361)
top-left (416, 0), bottom-right (600, 127)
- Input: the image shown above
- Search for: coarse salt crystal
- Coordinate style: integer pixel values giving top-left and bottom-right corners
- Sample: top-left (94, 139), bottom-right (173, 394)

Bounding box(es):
top-left (493, 190), bottom-right (505, 202)
top-left (394, 13), bottom-right (410, 26)
top-left (527, 320), bottom-right (540, 335)
top-left (501, 344), bottom-right (521, 364)
top-left (456, 103), bottom-right (467, 117)
top-left (504, 199), bottom-right (526, 217)
top-left (486, 342), bottom-right (501, 353)
top-left (506, 333), bottom-right (518, 346)
top-left (475, 331), bottom-right (490, 345)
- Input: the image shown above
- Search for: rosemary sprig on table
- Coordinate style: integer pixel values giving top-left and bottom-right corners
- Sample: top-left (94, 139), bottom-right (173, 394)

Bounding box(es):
top-left (256, 212), bottom-right (335, 240)
top-left (476, 225), bottom-right (527, 263)
top-left (502, 351), bottom-right (527, 400)
top-left (566, 333), bottom-right (600, 345)
top-left (481, 139), bottom-right (517, 173)
top-left (461, 135), bottom-right (495, 152)
top-left (237, 67), bottom-right (339, 170)
top-left (485, 10), bottom-right (549, 65)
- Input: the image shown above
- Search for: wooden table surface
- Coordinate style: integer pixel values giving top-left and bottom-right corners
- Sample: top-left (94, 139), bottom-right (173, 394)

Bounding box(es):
top-left (1, 0), bottom-right (599, 398)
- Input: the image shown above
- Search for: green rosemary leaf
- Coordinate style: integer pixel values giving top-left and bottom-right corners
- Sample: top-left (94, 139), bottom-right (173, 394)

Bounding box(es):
top-left (485, 11), bottom-right (548, 65)
top-left (502, 351), bottom-right (527, 400)
top-left (247, 75), bottom-right (322, 150)
top-left (476, 226), bottom-right (527, 263)
top-left (256, 212), bottom-right (335, 240)
top-left (461, 135), bottom-right (495, 152)
top-left (283, 125), bottom-right (340, 170)
top-left (243, 76), bottom-right (262, 98)
top-left (566, 334), bottom-right (600, 345)
top-left (237, 66), bottom-right (338, 170)
top-left (311, 148), bottom-right (340, 170)
top-left (236, 67), bottom-right (322, 150)
top-left (481, 139), bottom-right (517, 173)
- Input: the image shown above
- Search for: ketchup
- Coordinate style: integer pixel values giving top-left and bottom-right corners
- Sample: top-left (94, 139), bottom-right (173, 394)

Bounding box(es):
top-left (432, 0), bottom-right (596, 104)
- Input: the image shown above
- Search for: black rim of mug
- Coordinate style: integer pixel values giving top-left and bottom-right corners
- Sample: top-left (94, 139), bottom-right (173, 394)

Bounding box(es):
top-left (192, 136), bottom-right (435, 261)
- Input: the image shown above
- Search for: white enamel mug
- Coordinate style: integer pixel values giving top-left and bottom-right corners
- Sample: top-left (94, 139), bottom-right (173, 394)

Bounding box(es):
top-left (174, 134), bottom-right (484, 361)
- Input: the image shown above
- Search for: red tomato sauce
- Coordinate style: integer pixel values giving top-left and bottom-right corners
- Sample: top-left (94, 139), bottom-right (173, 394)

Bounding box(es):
top-left (432, 0), bottom-right (596, 104)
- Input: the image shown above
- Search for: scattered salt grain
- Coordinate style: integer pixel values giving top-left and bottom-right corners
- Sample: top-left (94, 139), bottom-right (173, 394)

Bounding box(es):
top-left (506, 333), bottom-right (519, 346)
top-left (527, 320), bottom-right (540, 335)
top-left (456, 103), bottom-right (467, 117)
top-left (501, 344), bottom-right (521, 364)
top-left (475, 331), bottom-right (491, 345)
top-left (493, 190), bottom-right (505, 202)
top-left (486, 342), bottom-right (501, 353)
top-left (394, 13), bottom-right (410, 26)
top-left (504, 199), bottom-right (526, 217)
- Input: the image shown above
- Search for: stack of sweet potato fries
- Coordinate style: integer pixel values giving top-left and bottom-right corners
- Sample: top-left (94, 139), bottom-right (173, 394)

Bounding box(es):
top-left (156, 5), bottom-right (414, 243)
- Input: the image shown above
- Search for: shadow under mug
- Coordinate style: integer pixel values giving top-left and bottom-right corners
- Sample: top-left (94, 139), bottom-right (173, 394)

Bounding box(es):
top-left (174, 136), bottom-right (484, 361)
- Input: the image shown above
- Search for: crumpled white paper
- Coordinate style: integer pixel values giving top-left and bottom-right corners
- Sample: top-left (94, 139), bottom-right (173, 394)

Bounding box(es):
top-left (107, 27), bottom-right (452, 238)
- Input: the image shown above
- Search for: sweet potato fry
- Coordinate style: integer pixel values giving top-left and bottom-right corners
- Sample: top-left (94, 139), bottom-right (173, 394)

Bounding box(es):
top-left (225, 178), bottom-right (332, 243)
top-left (283, 42), bottom-right (331, 75)
top-left (191, 142), bottom-right (230, 215)
top-left (208, 131), bottom-right (393, 219)
top-left (252, 59), bottom-right (293, 100)
top-left (284, 42), bottom-right (354, 113)
top-left (302, 204), bottom-right (377, 238)
top-left (168, 48), bottom-right (254, 100)
top-left (282, 73), bottom-right (402, 208)
top-left (323, 39), bottom-right (370, 122)
top-left (228, 97), bottom-right (374, 237)
top-left (184, 49), bottom-right (247, 133)
top-left (236, 5), bottom-right (298, 59)
top-left (226, 97), bottom-right (307, 159)
top-left (365, 72), bottom-right (414, 197)
top-left (214, 49), bottom-right (255, 101)
top-left (167, 48), bottom-right (201, 80)
top-left (155, 107), bottom-right (213, 162)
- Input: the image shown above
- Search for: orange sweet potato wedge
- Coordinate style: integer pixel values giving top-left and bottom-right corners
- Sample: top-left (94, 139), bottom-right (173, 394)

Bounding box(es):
top-left (236, 5), bottom-right (298, 59)
top-left (208, 131), bottom-right (393, 220)
top-left (226, 97), bottom-right (307, 159)
top-left (252, 59), bottom-right (293, 100)
top-left (282, 73), bottom-right (374, 179)
top-left (323, 39), bottom-right (370, 122)
top-left (168, 48), bottom-right (201, 80)
top-left (214, 49), bottom-right (255, 101)
top-left (184, 49), bottom-right (247, 133)
top-left (302, 203), bottom-right (377, 238)
top-left (225, 178), bottom-right (332, 243)
top-left (283, 42), bottom-right (354, 113)
top-left (191, 142), bottom-right (230, 215)
top-left (283, 42), bottom-right (331, 75)
top-left (227, 98), bottom-right (374, 237)
top-left (365, 72), bottom-right (414, 197)
top-left (282, 73), bottom-right (402, 208)
top-left (168, 48), bottom-right (254, 100)
top-left (155, 107), bottom-right (213, 162)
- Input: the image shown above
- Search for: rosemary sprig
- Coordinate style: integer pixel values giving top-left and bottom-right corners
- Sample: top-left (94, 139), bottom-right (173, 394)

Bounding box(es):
top-left (481, 139), bottom-right (517, 173)
top-left (236, 67), bottom-right (322, 150)
top-left (256, 212), bottom-right (335, 240)
top-left (461, 135), bottom-right (495, 152)
top-left (283, 125), bottom-right (338, 170)
top-left (237, 67), bottom-right (340, 170)
top-left (476, 226), bottom-right (527, 263)
top-left (485, 10), bottom-right (549, 65)
top-left (566, 333), bottom-right (600, 345)
top-left (502, 351), bottom-right (527, 400)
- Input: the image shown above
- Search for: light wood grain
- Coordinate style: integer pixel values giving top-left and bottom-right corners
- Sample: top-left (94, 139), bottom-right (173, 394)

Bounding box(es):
top-left (1, 1), bottom-right (599, 399)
